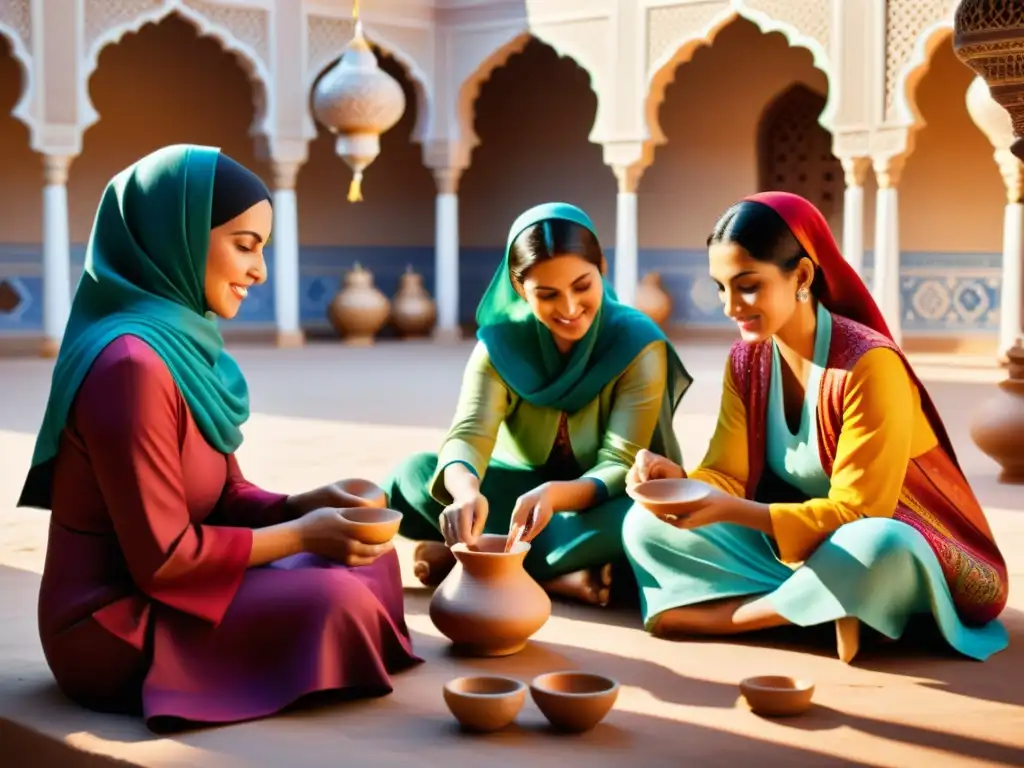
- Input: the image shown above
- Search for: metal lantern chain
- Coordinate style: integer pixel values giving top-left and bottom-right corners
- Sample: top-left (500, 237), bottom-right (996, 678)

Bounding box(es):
top-left (312, 0), bottom-right (407, 202)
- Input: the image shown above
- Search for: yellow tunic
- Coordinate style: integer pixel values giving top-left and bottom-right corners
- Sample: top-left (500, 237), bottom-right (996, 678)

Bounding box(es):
top-left (430, 339), bottom-right (670, 504)
top-left (691, 347), bottom-right (939, 563)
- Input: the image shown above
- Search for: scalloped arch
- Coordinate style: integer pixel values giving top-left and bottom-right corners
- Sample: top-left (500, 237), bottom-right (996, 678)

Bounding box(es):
top-left (645, 4), bottom-right (835, 148)
top-left (80, 1), bottom-right (272, 138)
top-left (0, 22), bottom-right (35, 135)
top-left (457, 30), bottom-right (600, 155)
top-left (889, 19), bottom-right (954, 132)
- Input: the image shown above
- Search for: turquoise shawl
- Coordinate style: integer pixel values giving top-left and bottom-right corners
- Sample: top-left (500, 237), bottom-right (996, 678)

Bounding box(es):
top-left (19, 144), bottom-right (250, 509)
top-left (476, 202), bottom-right (691, 458)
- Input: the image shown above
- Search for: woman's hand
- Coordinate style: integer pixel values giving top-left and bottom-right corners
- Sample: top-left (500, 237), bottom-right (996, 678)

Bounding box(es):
top-left (439, 492), bottom-right (489, 547)
top-left (626, 449), bottom-right (686, 489)
top-left (299, 507), bottom-right (394, 566)
top-left (508, 484), bottom-right (554, 543)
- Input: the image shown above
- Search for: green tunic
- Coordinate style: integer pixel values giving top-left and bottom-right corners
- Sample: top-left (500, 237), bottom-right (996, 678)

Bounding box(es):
top-left (384, 337), bottom-right (675, 581)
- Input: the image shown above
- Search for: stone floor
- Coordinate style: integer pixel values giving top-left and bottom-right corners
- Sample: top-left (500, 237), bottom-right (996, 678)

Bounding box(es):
top-left (1, 339), bottom-right (1023, 767)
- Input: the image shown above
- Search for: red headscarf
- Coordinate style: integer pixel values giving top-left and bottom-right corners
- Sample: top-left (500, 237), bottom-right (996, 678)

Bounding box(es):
top-left (742, 192), bottom-right (962, 467)
top-left (743, 191), bottom-right (893, 340)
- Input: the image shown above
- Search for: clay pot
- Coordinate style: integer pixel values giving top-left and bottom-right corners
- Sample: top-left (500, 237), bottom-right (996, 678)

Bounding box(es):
top-left (335, 478), bottom-right (386, 508)
top-left (969, 341), bottom-right (1024, 483)
top-left (327, 263), bottom-right (391, 345)
top-left (391, 265), bottom-right (437, 338)
top-left (442, 675), bottom-right (526, 732)
top-left (627, 478), bottom-right (712, 520)
top-left (338, 508), bottom-right (403, 545)
top-left (529, 672), bottom-right (619, 733)
top-left (635, 271), bottom-right (672, 327)
top-left (429, 533), bottom-right (551, 657)
top-left (739, 675), bottom-right (815, 717)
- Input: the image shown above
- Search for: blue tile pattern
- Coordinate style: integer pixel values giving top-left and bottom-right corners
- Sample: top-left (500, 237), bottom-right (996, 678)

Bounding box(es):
top-left (0, 243), bottom-right (1002, 336)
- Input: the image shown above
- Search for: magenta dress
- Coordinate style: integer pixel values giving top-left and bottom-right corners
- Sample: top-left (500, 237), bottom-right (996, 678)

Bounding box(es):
top-left (37, 335), bottom-right (421, 731)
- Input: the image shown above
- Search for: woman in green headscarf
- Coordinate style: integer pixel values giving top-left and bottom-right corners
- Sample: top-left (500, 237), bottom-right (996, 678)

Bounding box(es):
top-left (383, 202), bottom-right (693, 605)
top-left (21, 144), bottom-right (420, 731)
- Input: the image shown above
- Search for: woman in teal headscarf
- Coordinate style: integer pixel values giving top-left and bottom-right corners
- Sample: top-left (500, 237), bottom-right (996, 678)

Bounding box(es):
top-left (20, 144), bottom-right (419, 731)
top-left (383, 202), bottom-right (693, 605)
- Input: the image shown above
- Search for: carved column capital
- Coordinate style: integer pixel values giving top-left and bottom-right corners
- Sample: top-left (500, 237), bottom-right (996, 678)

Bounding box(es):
top-left (432, 167), bottom-right (462, 195)
top-left (840, 156), bottom-right (871, 188)
top-left (43, 154), bottom-right (73, 186)
top-left (612, 163), bottom-right (645, 194)
top-left (872, 154), bottom-right (906, 190)
top-left (995, 147), bottom-right (1024, 204)
top-left (271, 161), bottom-right (302, 191)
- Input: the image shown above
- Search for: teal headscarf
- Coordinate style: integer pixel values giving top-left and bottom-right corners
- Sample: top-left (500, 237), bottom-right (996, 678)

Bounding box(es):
top-left (476, 202), bottom-right (692, 457)
top-left (19, 144), bottom-right (252, 509)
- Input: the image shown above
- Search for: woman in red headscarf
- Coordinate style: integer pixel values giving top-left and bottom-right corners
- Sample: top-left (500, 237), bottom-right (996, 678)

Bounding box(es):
top-left (622, 192), bottom-right (1009, 663)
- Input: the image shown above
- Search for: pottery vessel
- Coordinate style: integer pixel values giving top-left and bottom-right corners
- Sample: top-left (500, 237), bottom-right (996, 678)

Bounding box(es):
top-left (391, 266), bottom-right (437, 337)
top-left (442, 675), bottom-right (526, 732)
top-left (336, 478), bottom-right (387, 508)
top-left (627, 478), bottom-right (712, 520)
top-left (739, 675), bottom-right (814, 717)
top-left (327, 263), bottom-right (391, 345)
top-left (529, 672), bottom-right (619, 733)
top-left (429, 533), bottom-right (551, 656)
top-left (338, 507), bottom-right (403, 545)
top-left (969, 342), bottom-right (1024, 483)
top-left (635, 272), bottom-right (672, 327)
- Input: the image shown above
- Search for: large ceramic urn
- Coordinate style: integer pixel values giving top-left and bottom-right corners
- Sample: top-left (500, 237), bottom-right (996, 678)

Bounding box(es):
top-left (969, 342), bottom-right (1024, 483)
top-left (635, 271), bottom-right (672, 328)
top-left (429, 534), bottom-right (551, 657)
top-left (390, 265), bottom-right (437, 337)
top-left (327, 263), bottom-right (391, 345)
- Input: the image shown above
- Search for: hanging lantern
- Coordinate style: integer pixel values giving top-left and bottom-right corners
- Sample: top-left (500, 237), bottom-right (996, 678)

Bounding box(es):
top-left (312, 0), bottom-right (407, 202)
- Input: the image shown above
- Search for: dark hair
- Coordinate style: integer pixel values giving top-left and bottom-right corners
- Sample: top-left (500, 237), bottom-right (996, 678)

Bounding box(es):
top-left (210, 152), bottom-right (272, 229)
top-left (508, 219), bottom-right (604, 283)
top-left (707, 200), bottom-right (823, 296)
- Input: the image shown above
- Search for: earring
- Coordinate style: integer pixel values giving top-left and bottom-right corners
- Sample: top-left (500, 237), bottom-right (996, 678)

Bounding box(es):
top-left (796, 288), bottom-right (810, 303)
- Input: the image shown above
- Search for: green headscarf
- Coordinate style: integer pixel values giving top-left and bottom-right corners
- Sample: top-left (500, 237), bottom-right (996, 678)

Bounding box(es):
top-left (476, 202), bottom-right (692, 458)
top-left (19, 144), bottom-right (251, 509)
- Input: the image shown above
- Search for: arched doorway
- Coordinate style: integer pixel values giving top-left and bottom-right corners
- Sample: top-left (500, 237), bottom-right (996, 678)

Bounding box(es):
top-left (458, 37), bottom-right (614, 326)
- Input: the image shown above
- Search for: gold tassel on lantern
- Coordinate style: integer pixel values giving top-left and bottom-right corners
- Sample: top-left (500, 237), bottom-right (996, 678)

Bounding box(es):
top-left (348, 171), bottom-right (364, 203)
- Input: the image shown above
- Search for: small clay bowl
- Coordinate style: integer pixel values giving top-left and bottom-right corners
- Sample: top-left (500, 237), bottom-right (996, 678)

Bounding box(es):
top-left (529, 671), bottom-right (619, 733)
top-left (336, 478), bottom-right (387, 508)
top-left (337, 507), bottom-right (403, 545)
top-left (443, 675), bottom-right (527, 733)
top-left (627, 478), bottom-right (711, 519)
top-left (739, 675), bottom-right (815, 717)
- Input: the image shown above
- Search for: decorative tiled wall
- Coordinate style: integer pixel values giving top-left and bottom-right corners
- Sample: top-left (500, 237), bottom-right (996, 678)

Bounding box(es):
top-left (0, 244), bottom-right (1003, 337)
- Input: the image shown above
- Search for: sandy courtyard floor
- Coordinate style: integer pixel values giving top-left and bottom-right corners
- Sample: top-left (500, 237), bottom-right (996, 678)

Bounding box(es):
top-left (1, 340), bottom-right (1022, 767)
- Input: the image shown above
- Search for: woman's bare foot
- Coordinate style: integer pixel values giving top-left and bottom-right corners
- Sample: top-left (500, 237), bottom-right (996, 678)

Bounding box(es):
top-left (836, 617), bottom-right (860, 664)
top-left (542, 564), bottom-right (613, 606)
top-left (413, 541), bottom-right (455, 587)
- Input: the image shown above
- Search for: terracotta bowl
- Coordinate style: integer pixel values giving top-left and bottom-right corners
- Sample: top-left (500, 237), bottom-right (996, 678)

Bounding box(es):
top-left (336, 478), bottom-right (387, 508)
top-left (529, 671), bottom-right (619, 733)
top-left (443, 675), bottom-right (527, 732)
top-left (626, 478), bottom-right (711, 519)
top-left (739, 676), bottom-right (815, 717)
top-left (337, 507), bottom-right (403, 545)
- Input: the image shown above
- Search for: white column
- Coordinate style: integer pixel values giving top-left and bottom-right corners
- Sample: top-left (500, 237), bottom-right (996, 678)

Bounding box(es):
top-left (433, 168), bottom-right (461, 343)
top-left (841, 157), bottom-right (869, 279)
top-left (996, 149), bottom-right (1024, 360)
top-left (271, 161), bottom-right (303, 348)
top-left (41, 154), bottom-right (73, 358)
top-left (613, 164), bottom-right (642, 306)
top-left (872, 156), bottom-right (905, 348)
